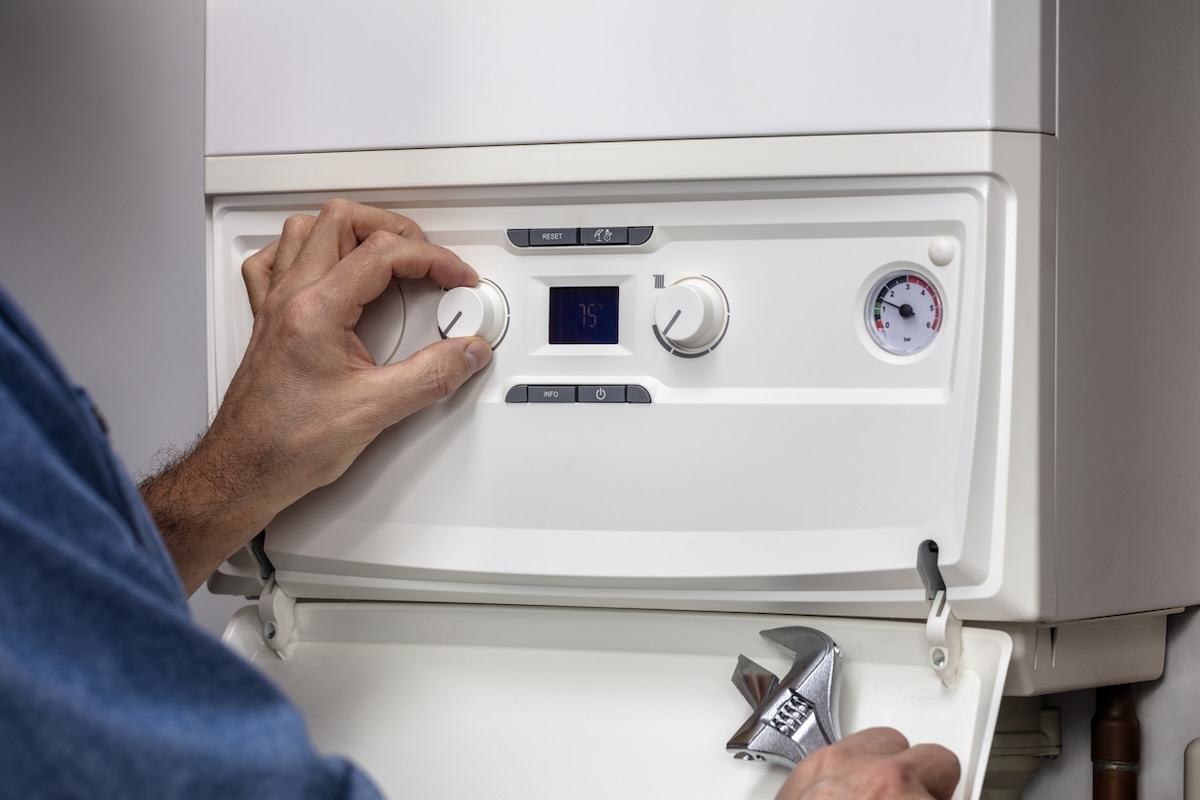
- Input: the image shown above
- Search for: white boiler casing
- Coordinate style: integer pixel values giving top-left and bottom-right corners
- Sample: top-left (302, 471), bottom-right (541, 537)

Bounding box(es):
top-left (205, 2), bottom-right (1200, 798)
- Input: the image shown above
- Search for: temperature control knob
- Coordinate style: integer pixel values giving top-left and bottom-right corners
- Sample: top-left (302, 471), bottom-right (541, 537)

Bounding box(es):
top-left (437, 278), bottom-right (509, 348)
top-left (653, 276), bottom-right (729, 355)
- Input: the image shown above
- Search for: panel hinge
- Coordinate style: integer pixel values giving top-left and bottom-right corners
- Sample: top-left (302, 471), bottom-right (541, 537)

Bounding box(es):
top-left (918, 541), bottom-right (962, 686)
top-left (257, 573), bottom-right (297, 659)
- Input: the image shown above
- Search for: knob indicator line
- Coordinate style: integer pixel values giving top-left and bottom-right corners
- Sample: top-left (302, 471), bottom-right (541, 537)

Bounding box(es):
top-left (661, 309), bottom-right (682, 337)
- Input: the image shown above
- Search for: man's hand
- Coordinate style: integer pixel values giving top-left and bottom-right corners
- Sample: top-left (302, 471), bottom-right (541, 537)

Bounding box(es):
top-left (141, 200), bottom-right (491, 594)
top-left (776, 728), bottom-right (961, 800)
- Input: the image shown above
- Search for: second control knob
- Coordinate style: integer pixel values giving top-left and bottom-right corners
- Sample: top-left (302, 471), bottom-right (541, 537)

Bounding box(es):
top-left (653, 276), bottom-right (729, 355)
top-left (437, 278), bottom-right (509, 348)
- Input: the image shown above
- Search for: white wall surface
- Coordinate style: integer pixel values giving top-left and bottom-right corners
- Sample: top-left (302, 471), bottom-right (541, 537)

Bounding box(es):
top-left (0, 1), bottom-right (1197, 798)
top-left (0, 0), bottom-right (243, 635)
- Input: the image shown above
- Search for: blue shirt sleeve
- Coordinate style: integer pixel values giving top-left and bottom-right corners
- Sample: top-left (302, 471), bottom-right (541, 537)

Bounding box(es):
top-left (0, 287), bottom-right (385, 800)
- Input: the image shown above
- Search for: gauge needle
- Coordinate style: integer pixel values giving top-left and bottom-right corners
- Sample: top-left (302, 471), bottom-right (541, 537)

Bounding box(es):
top-left (881, 299), bottom-right (916, 318)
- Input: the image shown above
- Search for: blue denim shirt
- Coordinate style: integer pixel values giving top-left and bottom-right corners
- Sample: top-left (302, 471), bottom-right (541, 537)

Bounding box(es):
top-left (0, 286), bottom-right (383, 799)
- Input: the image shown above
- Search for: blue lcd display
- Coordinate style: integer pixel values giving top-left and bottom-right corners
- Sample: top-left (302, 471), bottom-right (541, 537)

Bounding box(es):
top-left (549, 286), bottom-right (619, 345)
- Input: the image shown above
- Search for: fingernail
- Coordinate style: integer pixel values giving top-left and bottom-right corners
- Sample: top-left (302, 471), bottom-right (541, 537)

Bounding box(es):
top-left (464, 339), bottom-right (492, 374)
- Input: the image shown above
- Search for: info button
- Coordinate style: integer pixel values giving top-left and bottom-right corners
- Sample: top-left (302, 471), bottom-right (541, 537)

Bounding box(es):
top-left (579, 385), bottom-right (626, 403)
top-left (529, 385), bottom-right (576, 403)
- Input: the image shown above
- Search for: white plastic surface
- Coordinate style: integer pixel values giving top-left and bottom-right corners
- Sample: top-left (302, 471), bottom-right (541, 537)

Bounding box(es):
top-left (205, 0), bottom-right (1054, 156)
top-left (223, 603), bottom-right (1011, 800)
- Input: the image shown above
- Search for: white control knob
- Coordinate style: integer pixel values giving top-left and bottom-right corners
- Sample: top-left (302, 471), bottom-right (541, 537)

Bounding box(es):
top-left (437, 278), bottom-right (509, 347)
top-left (653, 276), bottom-right (728, 352)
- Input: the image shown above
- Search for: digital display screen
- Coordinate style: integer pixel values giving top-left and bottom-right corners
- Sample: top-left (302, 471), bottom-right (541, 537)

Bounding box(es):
top-left (548, 286), bottom-right (619, 345)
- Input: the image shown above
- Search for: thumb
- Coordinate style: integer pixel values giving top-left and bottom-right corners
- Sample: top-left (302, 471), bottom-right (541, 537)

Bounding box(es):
top-left (372, 336), bottom-right (492, 425)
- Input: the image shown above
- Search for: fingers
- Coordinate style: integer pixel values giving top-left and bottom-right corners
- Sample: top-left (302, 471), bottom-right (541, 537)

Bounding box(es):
top-left (241, 240), bottom-right (278, 316)
top-left (775, 728), bottom-right (960, 800)
top-left (287, 199), bottom-right (429, 288)
top-left (835, 727), bottom-right (912, 757)
top-left (897, 743), bottom-right (961, 800)
top-left (369, 337), bottom-right (493, 427)
top-left (240, 212), bottom-right (318, 315)
top-left (776, 728), bottom-right (906, 796)
top-left (324, 231), bottom-right (479, 314)
top-left (242, 201), bottom-right (472, 326)
top-left (272, 213), bottom-right (318, 290)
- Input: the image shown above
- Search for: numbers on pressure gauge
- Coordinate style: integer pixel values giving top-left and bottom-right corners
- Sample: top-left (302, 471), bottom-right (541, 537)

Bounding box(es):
top-left (865, 270), bottom-right (943, 356)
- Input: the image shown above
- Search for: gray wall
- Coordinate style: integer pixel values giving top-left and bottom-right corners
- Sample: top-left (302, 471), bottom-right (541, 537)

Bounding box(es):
top-left (0, 0), bottom-right (242, 634)
top-left (0, 1), bottom-right (1194, 797)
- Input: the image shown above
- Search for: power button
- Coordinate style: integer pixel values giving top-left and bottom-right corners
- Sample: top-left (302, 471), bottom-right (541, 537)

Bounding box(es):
top-left (579, 385), bottom-right (626, 403)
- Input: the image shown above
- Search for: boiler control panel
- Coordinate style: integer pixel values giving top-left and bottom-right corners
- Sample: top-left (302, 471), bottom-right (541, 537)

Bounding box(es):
top-left (208, 171), bottom-right (1015, 621)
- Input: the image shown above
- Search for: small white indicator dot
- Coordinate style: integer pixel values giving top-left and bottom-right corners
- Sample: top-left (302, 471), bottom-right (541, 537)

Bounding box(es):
top-left (928, 237), bottom-right (956, 267)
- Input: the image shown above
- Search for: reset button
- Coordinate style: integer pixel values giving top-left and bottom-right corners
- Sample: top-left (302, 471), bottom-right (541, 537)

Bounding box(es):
top-left (530, 228), bottom-right (579, 246)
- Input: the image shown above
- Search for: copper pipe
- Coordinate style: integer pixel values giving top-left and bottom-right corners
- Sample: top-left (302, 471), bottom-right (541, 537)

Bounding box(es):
top-left (1092, 684), bottom-right (1140, 800)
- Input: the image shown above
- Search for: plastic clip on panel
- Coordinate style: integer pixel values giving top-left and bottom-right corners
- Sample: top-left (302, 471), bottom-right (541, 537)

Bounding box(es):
top-left (258, 574), bottom-right (297, 659)
top-left (917, 540), bottom-right (962, 686)
top-left (927, 590), bottom-right (963, 687)
top-left (726, 627), bottom-right (842, 766)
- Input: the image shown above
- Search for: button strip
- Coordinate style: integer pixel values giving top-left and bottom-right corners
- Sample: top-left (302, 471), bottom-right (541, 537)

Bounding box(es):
top-left (507, 227), bottom-right (652, 248)
top-left (506, 384), bottom-right (651, 404)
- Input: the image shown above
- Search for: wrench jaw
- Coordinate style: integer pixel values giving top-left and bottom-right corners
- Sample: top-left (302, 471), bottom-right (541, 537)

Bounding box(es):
top-left (726, 627), bottom-right (843, 766)
top-left (731, 654), bottom-right (780, 707)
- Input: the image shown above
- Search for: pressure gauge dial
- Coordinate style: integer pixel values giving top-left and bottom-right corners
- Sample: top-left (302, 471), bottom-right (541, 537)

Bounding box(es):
top-left (865, 271), bottom-right (943, 356)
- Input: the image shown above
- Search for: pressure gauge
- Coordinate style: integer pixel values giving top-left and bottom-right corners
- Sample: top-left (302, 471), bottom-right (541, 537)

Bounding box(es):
top-left (865, 270), bottom-right (943, 356)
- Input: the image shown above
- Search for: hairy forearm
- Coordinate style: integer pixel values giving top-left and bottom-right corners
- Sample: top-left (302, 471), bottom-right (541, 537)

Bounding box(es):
top-left (138, 431), bottom-right (282, 596)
